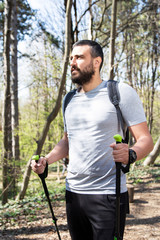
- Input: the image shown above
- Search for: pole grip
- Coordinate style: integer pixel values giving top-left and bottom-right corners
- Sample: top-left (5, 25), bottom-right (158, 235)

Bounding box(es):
top-left (32, 155), bottom-right (48, 179)
top-left (113, 134), bottom-right (122, 144)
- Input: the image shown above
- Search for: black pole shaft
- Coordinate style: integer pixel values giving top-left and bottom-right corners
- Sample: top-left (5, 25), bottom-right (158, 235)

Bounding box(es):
top-left (115, 162), bottom-right (121, 240)
top-left (40, 178), bottom-right (61, 240)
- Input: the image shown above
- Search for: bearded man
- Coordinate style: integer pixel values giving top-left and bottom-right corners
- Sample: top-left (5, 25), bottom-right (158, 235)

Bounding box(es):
top-left (31, 40), bottom-right (153, 240)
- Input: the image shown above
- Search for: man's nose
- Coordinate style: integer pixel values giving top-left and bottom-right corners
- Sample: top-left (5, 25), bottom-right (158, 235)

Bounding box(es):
top-left (70, 57), bottom-right (77, 66)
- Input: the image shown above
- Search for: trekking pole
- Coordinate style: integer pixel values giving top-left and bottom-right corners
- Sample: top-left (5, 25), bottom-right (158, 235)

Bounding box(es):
top-left (32, 155), bottom-right (61, 240)
top-left (113, 134), bottom-right (123, 240)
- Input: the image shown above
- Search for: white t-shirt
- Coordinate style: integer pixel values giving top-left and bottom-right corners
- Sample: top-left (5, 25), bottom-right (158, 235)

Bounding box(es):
top-left (63, 81), bottom-right (146, 194)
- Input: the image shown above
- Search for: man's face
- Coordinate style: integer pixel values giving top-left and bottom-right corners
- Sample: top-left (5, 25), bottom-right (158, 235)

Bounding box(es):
top-left (70, 45), bottom-right (95, 85)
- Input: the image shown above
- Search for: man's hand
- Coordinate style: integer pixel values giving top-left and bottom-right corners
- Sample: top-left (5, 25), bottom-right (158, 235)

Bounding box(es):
top-left (110, 142), bottom-right (129, 165)
top-left (31, 157), bottom-right (47, 175)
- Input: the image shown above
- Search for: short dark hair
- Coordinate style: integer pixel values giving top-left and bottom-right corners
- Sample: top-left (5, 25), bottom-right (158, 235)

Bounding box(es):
top-left (73, 40), bottom-right (104, 71)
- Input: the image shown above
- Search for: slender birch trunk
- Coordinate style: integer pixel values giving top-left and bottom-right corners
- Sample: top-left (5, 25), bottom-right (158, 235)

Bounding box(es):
top-left (2, 0), bottom-right (12, 205)
top-left (108, 0), bottom-right (117, 80)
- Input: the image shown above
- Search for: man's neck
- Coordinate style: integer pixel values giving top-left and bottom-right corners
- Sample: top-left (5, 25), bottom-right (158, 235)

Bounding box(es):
top-left (80, 76), bottom-right (102, 93)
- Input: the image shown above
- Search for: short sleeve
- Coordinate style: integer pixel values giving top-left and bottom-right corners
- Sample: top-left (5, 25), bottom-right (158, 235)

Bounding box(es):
top-left (118, 83), bottom-right (146, 127)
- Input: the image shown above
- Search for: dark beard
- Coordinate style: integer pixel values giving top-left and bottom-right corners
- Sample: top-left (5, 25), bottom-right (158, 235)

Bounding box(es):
top-left (71, 63), bottom-right (95, 85)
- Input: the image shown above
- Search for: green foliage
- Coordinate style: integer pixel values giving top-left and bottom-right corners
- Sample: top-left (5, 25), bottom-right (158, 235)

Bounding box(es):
top-left (19, 112), bottom-right (38, 162)
top-left (0, 130), bottom-right (3, 160)
top-left (127, 157), bottom-right (160, 185)
top-left (0, 177), bottom-right (66, 229)
top-left (0, 196), bottom-right (46, 228)
top-left (18, 33), bottom-right (64, 166)
top-left (150, 91), bottom-right (160, 143)
top-left (27, 165), bottom-right (66, 199)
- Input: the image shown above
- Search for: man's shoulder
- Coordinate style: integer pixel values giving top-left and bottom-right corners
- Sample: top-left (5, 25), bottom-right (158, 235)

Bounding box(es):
top-left (118, 81), bottom-right (134, 90)
top-left (118, 82), bottom-right (142, 108)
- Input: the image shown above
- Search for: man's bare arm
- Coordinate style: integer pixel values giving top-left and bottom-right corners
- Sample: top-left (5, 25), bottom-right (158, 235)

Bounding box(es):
top-left (45, 132), bottom-right (69, 164)
top-left (129, 122), bottom-right (154, 160)
top-left (31, 132), bottom-right (69, 175)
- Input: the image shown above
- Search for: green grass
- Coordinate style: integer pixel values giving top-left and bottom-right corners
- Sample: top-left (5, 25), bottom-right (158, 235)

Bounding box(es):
top-left (127, 157), bottom-right (160, 185)
top-left (0, 164), bottom-right (66, 229)
top-left (0, 176), bottom-right (66, 229)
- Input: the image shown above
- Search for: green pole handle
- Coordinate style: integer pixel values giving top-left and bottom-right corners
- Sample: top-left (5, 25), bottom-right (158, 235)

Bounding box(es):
top-left (114, 134), bottom-right (122, 143)
top-left (32, 155), bottom-right (40, 162)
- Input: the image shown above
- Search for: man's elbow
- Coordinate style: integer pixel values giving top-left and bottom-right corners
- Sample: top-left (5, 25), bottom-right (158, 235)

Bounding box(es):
top-left (147, 135), bottom-right (154, 154)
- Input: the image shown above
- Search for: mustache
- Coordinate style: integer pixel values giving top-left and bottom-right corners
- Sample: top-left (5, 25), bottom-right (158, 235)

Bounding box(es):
top-left (71, 66), bottom-right (80, 72)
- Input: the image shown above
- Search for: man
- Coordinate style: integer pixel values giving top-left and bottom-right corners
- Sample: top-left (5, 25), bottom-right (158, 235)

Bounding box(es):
top-left (31, 40), bottom-right (153, 240)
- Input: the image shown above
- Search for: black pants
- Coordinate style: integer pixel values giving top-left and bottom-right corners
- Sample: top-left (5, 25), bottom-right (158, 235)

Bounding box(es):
top-left (66, 190), bottom-right (129, 240)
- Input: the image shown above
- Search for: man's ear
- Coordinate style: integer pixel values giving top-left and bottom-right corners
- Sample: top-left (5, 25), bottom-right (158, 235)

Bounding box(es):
top-left (94, 56), bottom-right (102, 70)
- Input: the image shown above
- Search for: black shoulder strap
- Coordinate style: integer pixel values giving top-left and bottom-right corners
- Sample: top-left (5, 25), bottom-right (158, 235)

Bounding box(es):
top-left (107, 80), bottom-right (130, 173)
top-left (107, 80), bottom-right (129, 143)
top-left (63, 89), bottom-right (77, 115)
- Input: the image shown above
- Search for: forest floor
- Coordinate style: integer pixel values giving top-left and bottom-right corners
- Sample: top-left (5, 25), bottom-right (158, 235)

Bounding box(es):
top-left (0, 163), bottom-right (160, 240)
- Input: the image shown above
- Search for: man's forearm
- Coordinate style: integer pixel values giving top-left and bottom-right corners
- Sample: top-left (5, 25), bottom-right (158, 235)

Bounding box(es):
top-left (129, 122), bottom-right (154, 161)
top-left (131, 135), bottom-right (154, 161)
top-left (45, 134), bottom-right (69, 165)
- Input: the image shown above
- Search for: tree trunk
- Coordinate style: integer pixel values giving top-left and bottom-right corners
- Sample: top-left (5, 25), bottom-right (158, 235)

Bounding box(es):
top-left (73, 0), bottom-right (78, 42)
top-left (143, 137), bottom-right (160, 166)
top-left (108, 0), bottom-right (117, 80)
top-left (17, 0), bottom-right (73, 200)
top-left (2, 0), bottom-right (12, 205)
top-left (148, 2), bottom-right (158, 133)
top-left (88, 0), bottom-right (93, 40)
top-left (10, 0), bottom-right (20, 197)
